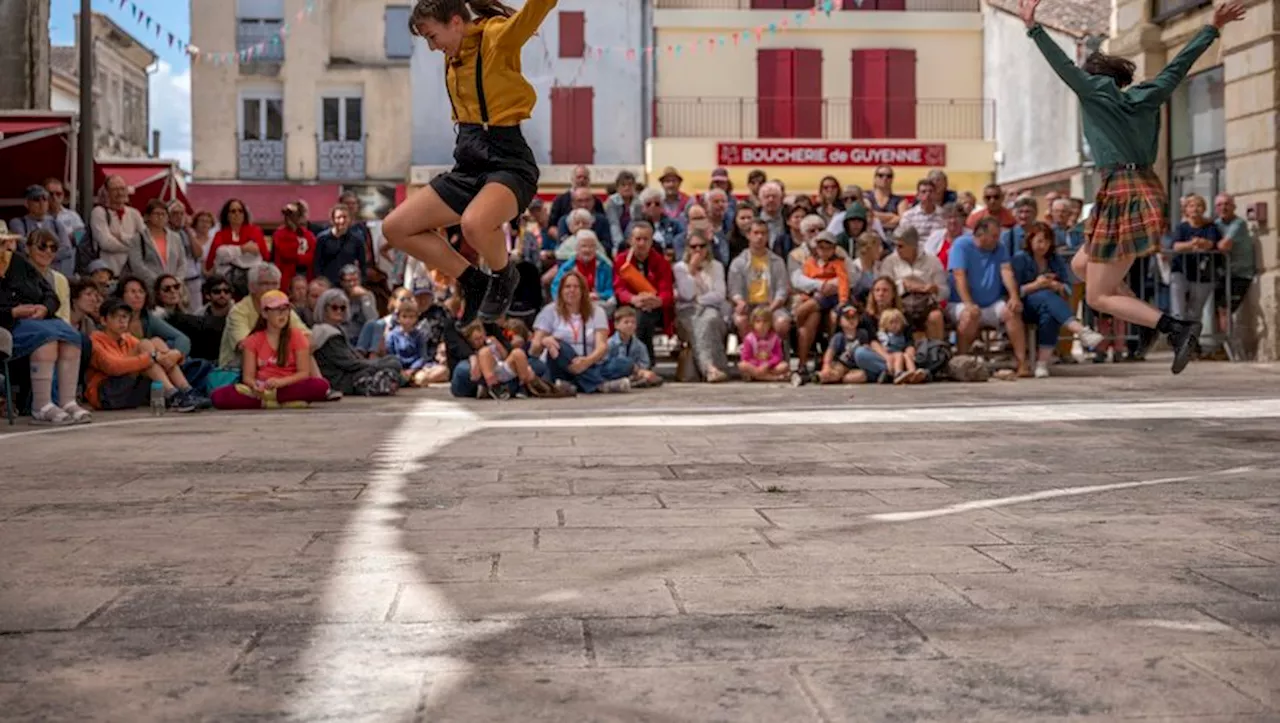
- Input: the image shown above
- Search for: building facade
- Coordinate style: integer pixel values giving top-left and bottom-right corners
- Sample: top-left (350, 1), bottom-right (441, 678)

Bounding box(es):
top-left (1111, 0), bottom-right (1279, 359)
top-left (48, 13), bottom-right (156, 160)
top-left (982, 0), bottom-right (1107, 199)
top-left (646, 0), bottom-right (995, 194)
top-left (0, 0), bottom-right (50, 110)
top-left (190, 0), bottom-right (413, 193)
top-left (409, 0), bottom-right (648, 191)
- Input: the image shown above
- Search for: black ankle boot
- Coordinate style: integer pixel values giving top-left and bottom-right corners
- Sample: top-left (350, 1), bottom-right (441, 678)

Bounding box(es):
top-left (478, 263), bottom-right (519, 322)
top-left (1167, 319), bottom-right (1202, 375)
top-left (458, 268), bottom-right (489, 326)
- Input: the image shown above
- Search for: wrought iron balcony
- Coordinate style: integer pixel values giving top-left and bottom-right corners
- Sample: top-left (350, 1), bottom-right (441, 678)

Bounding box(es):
top-left (317, 137), bottom-right (367, 181)
top-left (238, 138), bottom-right (286, 180)
top-left (653, 97), bottom-right (994, 140)
top-left (653, 0), bottom-right (980, 10)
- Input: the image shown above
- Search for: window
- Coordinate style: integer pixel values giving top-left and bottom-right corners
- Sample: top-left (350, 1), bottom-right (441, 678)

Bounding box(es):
top-left (321, 94), bottom-right (364, 142)
top-left (385, 6), bottom-right (413, 59)
top-left (751, 0), bottom-right (819, 7)
top-left (757, 49), bottom-right (823, 139)
top-left (1152, 0), bottom-right (1211, 21)
top-left (550, 87), bottom-right (594, 164)
top-left (241, 92), bottom-right (284, 141)
top-left (559, 11), bottom-right (585, 58)
top-left (1170, 66), bottom-right (1224, 161)
top-left (850, 48), bottom-right (916, 139)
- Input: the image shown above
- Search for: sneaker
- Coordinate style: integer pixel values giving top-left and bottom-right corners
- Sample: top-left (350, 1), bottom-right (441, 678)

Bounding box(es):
top-left (478, 263), bottom-right (519, 322)
top-left (1034, 361), bottom-right (1050, 379)
top-left (553, 379), bottom-right (578, 397)
top-left (1092, 351), bottom-right (1108, 364)
top-left (189, 392), bottom-right (214, 410)
top-left (789, 371), bottom-right (806, 387)
top-left (324, 388), bottom-right (343, 402)
top-left (893, 371), bottom-right (909, 385)
top-left (1168, 320), bottom-right (1202, 375)
top-left (600, 378), bottom-right (631, 393)
top-left (1078, 328), bottom-right (1104, 351)
top-left (489, 384), bottom-right (511, 401)
top-left (475, 383), bottom-right (489, 400)
top-left (458, 270), bottom-right (490, 326)
top-left (30, 403), bottom-right (71, 426)
top-left (60, 401), bottom-right (93, 424)
top-left (168, 390), bottom-right (198, 413)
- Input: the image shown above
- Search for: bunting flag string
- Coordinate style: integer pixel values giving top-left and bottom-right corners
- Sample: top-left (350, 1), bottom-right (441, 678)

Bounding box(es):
top-left (110, 0), bottom-right (319, 66)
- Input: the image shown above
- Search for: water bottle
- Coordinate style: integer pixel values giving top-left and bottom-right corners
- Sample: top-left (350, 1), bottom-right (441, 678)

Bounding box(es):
top-left (149, 381), bottom-right (166, 416)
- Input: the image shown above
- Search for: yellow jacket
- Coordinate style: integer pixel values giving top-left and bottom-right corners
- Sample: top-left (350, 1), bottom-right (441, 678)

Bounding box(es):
top-left (446, 0), bottom-right (556, 126)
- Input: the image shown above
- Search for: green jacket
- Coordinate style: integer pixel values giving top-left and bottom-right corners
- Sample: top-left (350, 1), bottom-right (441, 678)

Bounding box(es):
top-left (1030, 23), bottom-right (1219, 168)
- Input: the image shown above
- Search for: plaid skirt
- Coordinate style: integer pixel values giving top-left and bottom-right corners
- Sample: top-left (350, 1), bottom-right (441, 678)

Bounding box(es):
top-left (1083, 166), bottom-right (1167, 263)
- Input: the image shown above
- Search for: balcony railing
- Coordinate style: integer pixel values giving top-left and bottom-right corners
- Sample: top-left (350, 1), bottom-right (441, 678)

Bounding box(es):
top-left (238, 138), bottom-right (286, 180)
top-left (318, 138), bottom-right (367, 181)
top-left (654, 97), bottom-right (994, 140)
top-left (654, 0), bottom-right (980, 11)
top-left (236, 19), bottom-right (286, 67)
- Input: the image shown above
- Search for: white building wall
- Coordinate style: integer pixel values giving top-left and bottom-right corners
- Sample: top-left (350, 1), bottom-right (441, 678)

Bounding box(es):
top-left (411, 0), bottom-right (645, 168)
top-left (983, 5), bottom-right (1083, 184)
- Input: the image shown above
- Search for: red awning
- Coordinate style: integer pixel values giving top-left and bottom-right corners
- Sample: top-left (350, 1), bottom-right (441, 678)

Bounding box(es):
top-left (0, 118), bottom-right (68, 136)
top-left (0, 114), bottom-right (74, 217)
top-left (97, 162), bottom-right (172, 191)
top-left (185, 183), bottom-right (343, 220)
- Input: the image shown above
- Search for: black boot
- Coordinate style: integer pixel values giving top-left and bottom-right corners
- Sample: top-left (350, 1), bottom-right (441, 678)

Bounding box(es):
top-left (478, 263), bottom-right (519, 322)
top-left (1168, 319), bottom-right (1202, 375)
top-left (457, 267), bottom-right (489, 326)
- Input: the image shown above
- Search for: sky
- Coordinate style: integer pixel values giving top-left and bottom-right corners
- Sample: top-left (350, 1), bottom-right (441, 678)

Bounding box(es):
top-left (49, 0), bottom-right (193, 170)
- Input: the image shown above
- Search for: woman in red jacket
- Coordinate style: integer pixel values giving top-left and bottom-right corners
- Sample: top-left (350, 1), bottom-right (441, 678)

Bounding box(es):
top-left (204, 198), bottom-right (268, 273)
top-left (271, 203), bottom-right (316, 291)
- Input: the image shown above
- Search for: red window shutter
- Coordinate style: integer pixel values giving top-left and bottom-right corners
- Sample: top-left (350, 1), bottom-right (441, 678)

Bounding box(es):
top-left (877, 0), bottom-right (905, 9)
top-left (885, 49), bottom-right (916, 138)
top-left (751, 0), bottom-right (788, 7)
top-left (559, 12), bottom-right (585, 58)
top-left (757, 49), bottom-right (796, 139)
top-left (785, 0), bottom-right (816, 8)
top-left (851, 49), bottom-right (888, 139)
top-left (570, 87), bottom-right (595, 164)
top-left (550, 88), bottom-right (572, 164)
top-left (791, 49), bottom-right (823, 139)
top-left (843, 0), bottom-right (877, 8)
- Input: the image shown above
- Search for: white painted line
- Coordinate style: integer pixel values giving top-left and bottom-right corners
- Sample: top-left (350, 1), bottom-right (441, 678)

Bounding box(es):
top-left (868, 466), bottom-right (1257, 522)
top-left (483, 398), bottom-right (1280, 429)
top-left (286, 399), bottom-right (496, 720)
top-left (1126, 619), bottom-right (1235, 633)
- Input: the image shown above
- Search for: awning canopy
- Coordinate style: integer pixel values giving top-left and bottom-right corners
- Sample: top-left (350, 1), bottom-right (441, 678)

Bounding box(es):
top-left (0, 118), bottom-right (70, 137)
top-left (96, 160), bottom-right (189, 214)
top-left (0, 112), bottom-right (76, 219)
top-left (185, 182), bottom-right (343, 223)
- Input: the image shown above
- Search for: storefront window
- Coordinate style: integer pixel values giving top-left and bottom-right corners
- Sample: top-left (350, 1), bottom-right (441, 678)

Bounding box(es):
top-left (1169, 153), bottom-right (1226, 219)
top-left (1170, 67), bottom-right (1224, 161)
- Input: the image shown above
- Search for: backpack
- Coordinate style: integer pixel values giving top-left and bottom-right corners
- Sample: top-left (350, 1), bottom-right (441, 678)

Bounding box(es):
top-left (74, 229), bottom-right (98, 278)
top-left (353, 367), bottom-right (400, 397)
top-left (913, 339), bottom-right (954, 382)
top-left (945, 353), bottom-right (990, 383)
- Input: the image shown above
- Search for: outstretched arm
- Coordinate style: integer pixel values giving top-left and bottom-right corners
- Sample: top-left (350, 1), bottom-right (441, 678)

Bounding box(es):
top-left (1131, 2), bottom-right (1243, 106)
top-left (491, 0), bottom-right (557, 50)
top-left (1020, 0), bottom-right (1095, 97)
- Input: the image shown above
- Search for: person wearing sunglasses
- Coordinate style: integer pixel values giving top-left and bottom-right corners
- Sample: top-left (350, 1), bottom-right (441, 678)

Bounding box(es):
top-left (127, 200), bottom-right (189, 292)
top-left (204, 198), bottom-right (268, 274)
top-left (163, 275), bottom-right (233, 364)
top-left (865, 166), bottom-right (907, 232)
top-left (966, 183), bottom-right (1016, 230)
top-left (23, 229), bottom-right (72, 323)
top-left (311, 287), bottom-right (404, 397)
top-left (10, 186), bottom-right (75, 278)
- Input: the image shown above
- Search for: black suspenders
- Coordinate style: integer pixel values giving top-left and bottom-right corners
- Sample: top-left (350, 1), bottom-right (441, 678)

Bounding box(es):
top-left (445, 28), bottom-right (490, 130)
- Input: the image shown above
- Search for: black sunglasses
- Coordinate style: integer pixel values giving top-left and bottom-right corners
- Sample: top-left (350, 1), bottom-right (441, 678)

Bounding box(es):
top-left (688, 243), bottom-right (708, 250)
top-left (876, 172), bottom-right (894, 179)
top-left (33, 242), bottom-right (58, 252)
top-left (209, 286), bottom-right (232, 295)
top-left (160, 283), bottom-right (182, 292)
top-left (329, 304), bottom-right (349, 311)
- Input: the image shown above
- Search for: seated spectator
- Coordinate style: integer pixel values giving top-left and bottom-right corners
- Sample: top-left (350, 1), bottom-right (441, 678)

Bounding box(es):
top-left (608, 306), bottom-right (662, 388)
top-left (68, 278), bottom-right (103, 336)
top-left (613, 222), bottom-right (675, 363)
top-left (738, 307), bottom-right (788, 382)
top-left (815, 303), bottom-right (870, 385)
top-left (849, 232), bottom-right (885, 304)
top-left (164, 275), bottom-right (230, 363)
top-left (814, 175), bottom-right (844, 224)
top-left (701, 187), bottom-right (735, 242)
top-left (673, 227), bottom-right (731, 383)
top-left (288, 275), bottom-right (312, 324)
top-left (757, 182), bottom-right (787, 244)
top-left (153, 274), bottom-right (188, 316)
top-left (385, 298), bottom-right (449, 387)
top-left (116, 277), bottom-right (192, 357)
top-left (272, 202), bottom-right (316, 293)
top-left (898, 179), bottom-right (946, 243)
top-left (311, 288), bottom-right (402, 396)
top-left (633, 186), bottom-right (684, 253)
top-left (552, 231), bottom-right (616, 318)
top-left (801, 231), bottom-right (849, 314)
top-left (86, 298), bottom-right (211, 413)
top-left (213, 238), bottom-right (266, 299)
top-left (966, 184), bottom-right (1016, 230)
top-left (204, 198), bottom-right (268, 273)
top-left (1000, 197), bottom-right (1039, 256)
top-left (24, 229), bottom-right (71, 322)
top-left (772, 204), bottom-right (809, 259)
top-left (1013, 223), bottom-right (1103, 378)
top-left (948, 216), bottom-right (1030, 376)
top-left (357, 286), bottom-right (412, 358)
top-left (864, 165), bottom-right (907, 232)
top-left (531, 270), bottom-right (632, 394)
top-left (339, 264), bottom-right (378, 344)
top-left (604, 170), bottom-right (642, 250)
top-left (548, 165), bottom-right (603, 234)
top-left (657, 166), bottom-right (693, 221)
top-left (552, 209), bottom-right (610, 266)
top-left (0, 231), bottom-right (87, 424)
top-left (850, 278), bottom-right (906, 384)
top-left (874, 308), bottom-right (926, 384)
top-left (826, 185), bottom-right (887, 239)
top-left (306, 278), bottom-right (333, 318)
top-left (199, 275), bottom-right (235, 319)
top-left (556, 186), bottom-right (613, 252)
top-left (833, 202), bottom-right (870, 258)
top-left (86, 259), bottom-right (117, 295)
top-left (882, 227), bottom-right (947, 341)
top-left (462, 319), bottom-right (556, 399)
top-left (924, 203), bottom-right (968, 268)
top-left (729, 219), bottom-right (792, 343)
top-left (129, 199), bottom-right (187, 291)
top-left (786, 214), bottom-right (834, 374)
top-left (10, 185), bottom-right (74, 277)
top-left (219, 264), bottom-right (308, 368)
top-left (726, 204), bottom-right (756, 263)
top-left (211, 290), bottom-right (331, 409)
top-left (926, 169), bottom-right (959, 206)
top-left (957, 190), bottom-right (978, 218)
top-left (672, 203), bottom-right (729, 266)
top-left (1049, 197), bottom-right (1084, 253)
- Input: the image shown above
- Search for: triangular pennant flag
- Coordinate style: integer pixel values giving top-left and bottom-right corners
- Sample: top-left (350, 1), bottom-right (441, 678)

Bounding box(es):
top-left (129, 3), bottom-right (136, 16)
top-left (296, 9), bottom-right (305, 20)
top-left (167, 32), bottom-right (174, 46)
top-left (625, 48), bottom-right (635, 61)
top-left (155, 23), bottom-right (161, 37)
top-left (145, 15), bottom-right (151, 29)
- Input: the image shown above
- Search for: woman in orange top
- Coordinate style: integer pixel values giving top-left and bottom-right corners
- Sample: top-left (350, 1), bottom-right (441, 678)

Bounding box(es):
top-left (802, 232), bottom-right (851, 312)
top-left (382, 0), bottom-right (556, 325)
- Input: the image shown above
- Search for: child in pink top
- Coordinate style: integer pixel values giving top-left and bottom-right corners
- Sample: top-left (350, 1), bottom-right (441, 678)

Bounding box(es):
top-left (738, 306), bottom-right (789, 381)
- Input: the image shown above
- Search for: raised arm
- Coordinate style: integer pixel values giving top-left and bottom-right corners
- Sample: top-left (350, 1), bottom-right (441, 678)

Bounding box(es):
top-left (1022, 0), bottom-right (1096, 98)
top-left (491, 0), bottom-right (557, 51)
top-left (1128, 25), bottom-right (1220, 107)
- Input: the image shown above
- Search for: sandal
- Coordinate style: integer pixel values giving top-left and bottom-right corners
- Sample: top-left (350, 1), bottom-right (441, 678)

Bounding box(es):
top-left (60, 401), bottom-right (93, 424)
top-left (30, 403), bottom-right (71, 426)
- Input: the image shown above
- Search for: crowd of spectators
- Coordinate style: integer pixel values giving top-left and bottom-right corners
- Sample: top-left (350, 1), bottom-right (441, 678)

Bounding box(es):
top-left (0, 165), bottom-right (1260, 423)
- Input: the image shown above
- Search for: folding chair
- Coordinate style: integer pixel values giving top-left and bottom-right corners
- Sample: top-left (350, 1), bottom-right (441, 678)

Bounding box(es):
top-left (0, 328), bottom-right (13, 425)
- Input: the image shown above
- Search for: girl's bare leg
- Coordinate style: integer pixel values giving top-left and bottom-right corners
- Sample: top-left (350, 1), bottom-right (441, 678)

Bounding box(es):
top-left (841, 369), bottom-right (867, 384)
top-left (462, 184), bottom-right (520, 274)
top-left (382, 186), bottom-right (469, 278)
top-left (476, 346), bottom-right (499, 385)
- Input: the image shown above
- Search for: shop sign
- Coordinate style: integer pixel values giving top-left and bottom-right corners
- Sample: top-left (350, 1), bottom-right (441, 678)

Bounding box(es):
top-left (717, 142), bottom-right (947, 167)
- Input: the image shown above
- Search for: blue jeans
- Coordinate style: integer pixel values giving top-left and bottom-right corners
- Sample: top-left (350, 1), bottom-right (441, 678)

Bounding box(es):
top-left (1023, 290), bottom-right (1074, 349)
top-left (547, 344), bottom-right (632, 394)
top-left (450, 357), bottom-right (550, 398)
top-left (853, 345), bottom-right (890, 382)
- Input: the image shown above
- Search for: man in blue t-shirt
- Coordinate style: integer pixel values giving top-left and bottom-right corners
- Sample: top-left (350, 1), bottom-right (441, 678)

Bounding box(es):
top-left (948, 216), bottom-right (1028, 373)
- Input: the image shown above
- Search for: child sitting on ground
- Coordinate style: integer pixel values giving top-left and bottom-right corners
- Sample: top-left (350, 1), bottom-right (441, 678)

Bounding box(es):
top-left (606, 306), bottom-right (663, 388)
top-left (738, 306), bottom-right (789, 382)
top-left (462, 320), bottom-right (555, 400)
top-left (802, 231), bottom-right (850, 313)
top-left (87, 298), bottom-right (212, 412)
top-left (874, 308), bottom-right (926, 384)
top-left (386, 299), bottom-right (448, 387)
top-left (816, 302), bottom-right (871, 385)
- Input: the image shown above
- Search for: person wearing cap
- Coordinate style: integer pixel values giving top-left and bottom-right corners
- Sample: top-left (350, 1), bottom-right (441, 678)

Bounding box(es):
top-left (84, 259), bottom-right (116, 294)
top-left (657, 166), bottom-right (692, 222)
top-left (801, 232), bottom-right (850, 310)
top-left (882, 226), bottom-right (948, 341)
top-left (218, 263), bottom-right (309, 369)
top-left (9, 185), bottom-right (74, 278)
top-left (604, 171), bottom-right (643, 250)
top-left (701, 168), bottom-right (738, 224)
top-left (815, 302), bottom-right (872, 385)
top-left (211, 289), bottom-right (331, 409)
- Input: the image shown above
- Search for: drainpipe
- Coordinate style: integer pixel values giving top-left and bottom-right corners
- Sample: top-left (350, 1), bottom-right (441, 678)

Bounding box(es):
top-left (641, 0), bottom-right (655, 169)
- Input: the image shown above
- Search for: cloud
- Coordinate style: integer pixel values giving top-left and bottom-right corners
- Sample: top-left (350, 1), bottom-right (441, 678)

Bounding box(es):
top-left (149, 60), bottom-right (192, 171)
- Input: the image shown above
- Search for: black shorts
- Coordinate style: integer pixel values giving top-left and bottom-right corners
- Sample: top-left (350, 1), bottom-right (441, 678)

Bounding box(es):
top-left (430, 124), bottom-right (539, 218)
top-left (98, 375), bottom-right (151, 410)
